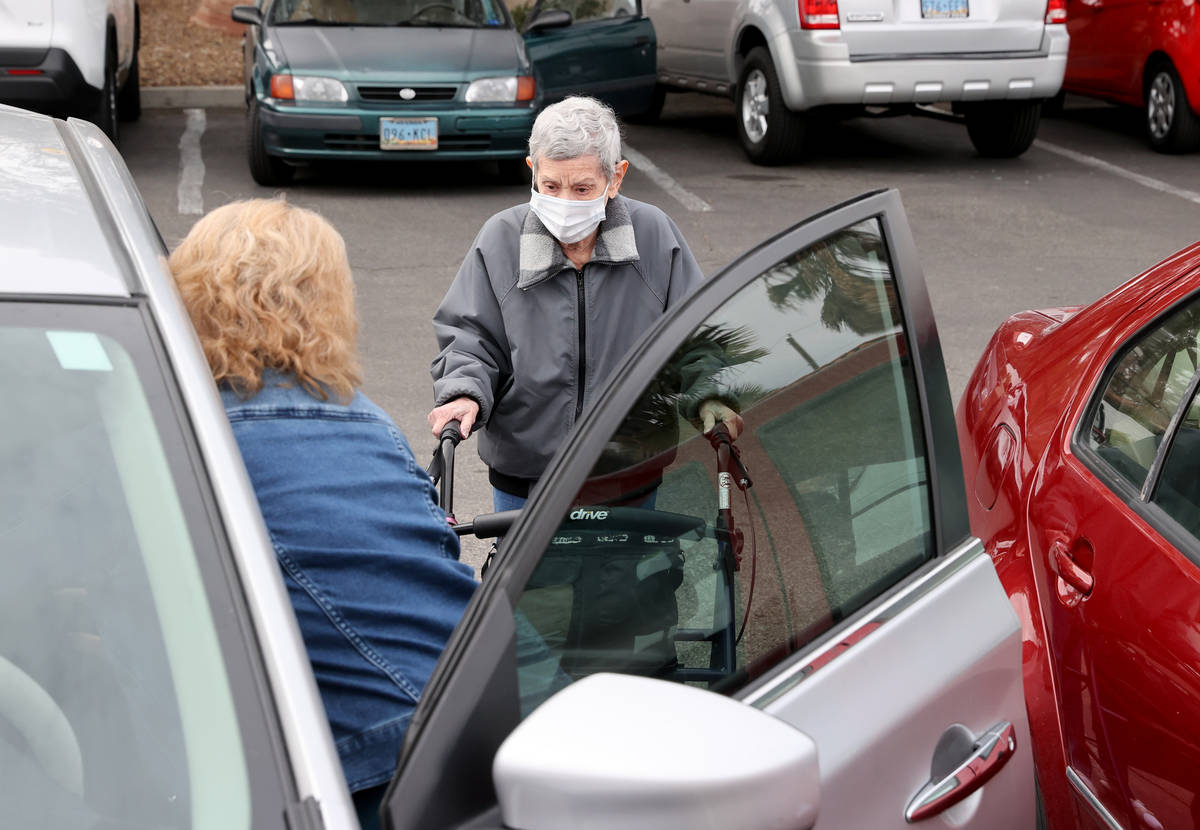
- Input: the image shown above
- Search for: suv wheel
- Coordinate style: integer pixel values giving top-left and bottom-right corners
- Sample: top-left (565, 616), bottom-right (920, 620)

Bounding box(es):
top-left (735, 47), bottom-right (804, 165)
top-left (94, 43), bottom-right (119, 143)
top-left (247, 100), bottom-right (295, 187)
top-left (1145, 61), bottom-right (1200, 154)
top-left (964, 100), bottom-right (1041, 158)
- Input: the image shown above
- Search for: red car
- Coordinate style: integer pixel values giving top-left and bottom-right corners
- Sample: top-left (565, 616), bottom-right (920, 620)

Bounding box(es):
top-left (1061, 0), bottom-right (1200, 152)
top-left (958, 240), bottom-right (1200, 829)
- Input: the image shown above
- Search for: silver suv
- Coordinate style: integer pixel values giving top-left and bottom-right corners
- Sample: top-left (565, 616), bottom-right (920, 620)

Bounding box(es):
top-left (646, 0), bottom-right (1069, 162)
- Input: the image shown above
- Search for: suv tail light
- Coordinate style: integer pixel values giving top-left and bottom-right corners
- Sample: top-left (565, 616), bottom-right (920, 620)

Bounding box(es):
top-left (1045, 0), bottom-right (1066, 23)
top-left (800, 0), bottom-right (840, 29)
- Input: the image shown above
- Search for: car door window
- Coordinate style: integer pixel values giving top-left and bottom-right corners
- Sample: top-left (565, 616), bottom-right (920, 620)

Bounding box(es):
top-left (1152, 377), bottom-right (1200, 536)
top-left (530, 0), bottom-right (638, 23)
top-left (511, 218), bottom-right (935, 715)
top-left (0, 304), bottom-right (292, 829)
top-left (1084, 296), bottom-right (1200, 489)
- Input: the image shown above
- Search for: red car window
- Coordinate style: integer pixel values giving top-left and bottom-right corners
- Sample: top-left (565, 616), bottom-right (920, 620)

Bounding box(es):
top-left (1084, 297), bottom-right (1200, 489)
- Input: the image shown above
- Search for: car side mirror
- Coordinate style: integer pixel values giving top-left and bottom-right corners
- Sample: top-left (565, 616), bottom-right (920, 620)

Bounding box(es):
top-left (492, 673), bottom-right (820, 830)
top-left (231, 5), bottom-right (264, 25)
top-left (523, 8), bottom-right (573, 32)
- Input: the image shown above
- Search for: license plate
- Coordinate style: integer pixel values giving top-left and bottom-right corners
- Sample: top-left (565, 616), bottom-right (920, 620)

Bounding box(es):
top-left (920, 0), bottom-right (967, 17)
top-left (380, 117), bottom-right (438, 150)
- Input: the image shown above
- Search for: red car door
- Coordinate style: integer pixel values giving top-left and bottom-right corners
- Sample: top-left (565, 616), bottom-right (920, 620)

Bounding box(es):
top-left (1065, 0), bottom-right (1148, 98)
top-left (1027, 293), bottom-right (1200, 829)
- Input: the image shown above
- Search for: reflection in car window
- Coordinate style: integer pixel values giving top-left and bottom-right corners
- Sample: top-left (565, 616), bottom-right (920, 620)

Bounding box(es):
top-left (1153, 362), bottom-right (1200, 537)
top-left (0, 319), bottom-right (250, 828)
top-left (1085, 296), bottom-right (1200, 490)
top-left (525, 0), bottom-right (637, 23)
top-left (511, 219), bottom-right (934, 716)
top-left (269, 0), bottom-right (508, 27)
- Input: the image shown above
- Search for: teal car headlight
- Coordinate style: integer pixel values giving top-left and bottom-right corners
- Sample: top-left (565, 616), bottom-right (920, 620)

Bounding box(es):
top-left (465, 76), bottom-right (536, 103)
top-left (270, 74), bottom-right (350, 103)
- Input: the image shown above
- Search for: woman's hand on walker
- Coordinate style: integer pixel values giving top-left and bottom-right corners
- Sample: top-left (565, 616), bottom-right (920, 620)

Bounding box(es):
top-left (700, 400), bottom-right (744, 441)
top-left (429, 396), bottom-right (480, 439)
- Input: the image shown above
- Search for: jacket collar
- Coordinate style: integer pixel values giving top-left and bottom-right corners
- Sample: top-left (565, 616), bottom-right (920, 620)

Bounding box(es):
top-left (517, 194), bottom-right (639, 289)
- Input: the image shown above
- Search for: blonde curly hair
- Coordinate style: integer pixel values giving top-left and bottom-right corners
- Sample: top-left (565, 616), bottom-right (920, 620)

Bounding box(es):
top-left (168, 198), bottom-right (362, 402)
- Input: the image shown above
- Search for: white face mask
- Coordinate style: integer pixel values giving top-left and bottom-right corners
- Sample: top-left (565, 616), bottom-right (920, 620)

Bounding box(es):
top-left (528, 185), bottom-right (609, 245)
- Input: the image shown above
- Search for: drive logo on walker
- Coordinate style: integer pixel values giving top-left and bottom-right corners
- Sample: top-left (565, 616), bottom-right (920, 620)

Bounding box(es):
top-left (570, 508), bottom-right (609, 521)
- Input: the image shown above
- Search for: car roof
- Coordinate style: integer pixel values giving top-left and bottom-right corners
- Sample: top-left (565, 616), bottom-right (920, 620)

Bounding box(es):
top-left (0, 105), bottom-right (146, 298)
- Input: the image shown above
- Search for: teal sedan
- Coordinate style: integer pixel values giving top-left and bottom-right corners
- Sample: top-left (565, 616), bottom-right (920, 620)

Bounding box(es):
top-left (231, 0), bottom-right (656, 185)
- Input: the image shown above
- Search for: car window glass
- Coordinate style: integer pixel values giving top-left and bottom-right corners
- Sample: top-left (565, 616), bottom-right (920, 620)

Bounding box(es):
top-left (511, 219), bottom-right (934, 717)
top-left (0, 321), bottom-right (252, 828)
top-left (1153, 377), bottom-right (1200, 536)
top-left (1084, 296), bottom-right (1200, 489)
top-left (529, 0), bottom-right (638, 24)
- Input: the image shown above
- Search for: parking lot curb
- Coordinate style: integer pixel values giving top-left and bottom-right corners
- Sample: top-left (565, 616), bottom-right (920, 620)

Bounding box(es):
top-left (143, 86), bottom-right (243, 110)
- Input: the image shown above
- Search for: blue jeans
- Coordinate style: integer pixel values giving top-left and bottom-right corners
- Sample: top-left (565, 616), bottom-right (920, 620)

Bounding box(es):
top-left (493, 487), bottom-right (528, 512)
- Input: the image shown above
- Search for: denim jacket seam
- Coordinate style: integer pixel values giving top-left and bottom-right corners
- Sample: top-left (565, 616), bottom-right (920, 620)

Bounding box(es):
top-left (226, 407), bottom-right (382, 424)
top-left (270, 535), bottom-right (423, 703)
top-left (335, 712), bottom-right (412, 755)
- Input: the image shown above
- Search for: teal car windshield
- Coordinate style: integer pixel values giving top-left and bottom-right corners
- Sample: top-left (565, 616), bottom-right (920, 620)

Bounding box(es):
top-left (269, 0), bottom-right (509, 27)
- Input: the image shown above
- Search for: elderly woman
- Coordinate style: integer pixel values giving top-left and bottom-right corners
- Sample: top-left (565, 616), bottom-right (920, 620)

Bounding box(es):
top-left (429, 95), bottom-right (739, 511)
top-left (169, 199), bottom-right (477, 829)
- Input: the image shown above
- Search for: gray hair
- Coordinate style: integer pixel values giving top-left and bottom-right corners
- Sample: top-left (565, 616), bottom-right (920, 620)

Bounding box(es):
top-left (528, 96), bottom-right (622, 180)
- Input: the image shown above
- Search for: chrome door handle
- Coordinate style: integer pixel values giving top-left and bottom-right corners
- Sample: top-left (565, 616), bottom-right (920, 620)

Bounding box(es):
top-left (1051, 540), bottom-right (1094, 596)
top-left (905, 722), bottom-right (1017, 823)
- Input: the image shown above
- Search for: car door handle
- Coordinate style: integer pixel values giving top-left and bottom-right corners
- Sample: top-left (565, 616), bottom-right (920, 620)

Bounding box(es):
top-left (1051, 540), bottom-right (1094, 596)
top-left (634, 35), bottom-right (651, 44)
top-left (904, 721), bottom-right (1017, 823)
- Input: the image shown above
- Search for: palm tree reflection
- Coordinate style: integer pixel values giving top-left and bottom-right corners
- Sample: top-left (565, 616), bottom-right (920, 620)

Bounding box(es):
top-left (764, 224), bottom-right (895, 337)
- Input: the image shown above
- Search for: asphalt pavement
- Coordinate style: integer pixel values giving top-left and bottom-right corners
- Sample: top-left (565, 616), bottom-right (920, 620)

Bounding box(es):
top-left (120, 91), bottom-right (1200, 565)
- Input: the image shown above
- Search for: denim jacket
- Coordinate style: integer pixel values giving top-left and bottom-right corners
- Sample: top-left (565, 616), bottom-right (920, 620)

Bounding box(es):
top-left (221, 371), bottom-right (477, 791)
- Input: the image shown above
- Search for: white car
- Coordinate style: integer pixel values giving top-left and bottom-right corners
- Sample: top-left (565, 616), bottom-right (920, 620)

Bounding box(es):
top-left (646, 0), bottom-right (1068, 163)
top-left (2, 100), bottom-right (1037, 828)
top-left (0, 0), bottom-right (140, 141)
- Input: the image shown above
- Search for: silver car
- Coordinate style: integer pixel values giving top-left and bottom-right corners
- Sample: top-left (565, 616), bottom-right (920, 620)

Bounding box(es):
top-left (647, 0), bottom-right (1068, 162)
top-left (1, 103), bottom-right (1038, 828)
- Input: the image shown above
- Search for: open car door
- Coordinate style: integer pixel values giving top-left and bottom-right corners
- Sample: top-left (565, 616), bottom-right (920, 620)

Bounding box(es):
top-left (521, 0), bottom-right (656, 117)
top-left (381, 190), bottom-right (1035, 829)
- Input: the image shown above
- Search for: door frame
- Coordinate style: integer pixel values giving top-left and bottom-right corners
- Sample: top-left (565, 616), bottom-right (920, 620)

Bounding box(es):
top-left (383, 188), bottom-right (972, 829)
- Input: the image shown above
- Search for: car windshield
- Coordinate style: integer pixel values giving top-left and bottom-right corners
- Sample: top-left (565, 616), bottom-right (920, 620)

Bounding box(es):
top-left (0, 304), bottom-right (280, 828)
top-left (268, 0), bottom-right (509, 27)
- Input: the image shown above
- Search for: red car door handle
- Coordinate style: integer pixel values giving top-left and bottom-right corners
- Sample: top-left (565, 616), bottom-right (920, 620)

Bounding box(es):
top-left (1052, 541), bottom-right (1095, 596)
top-left (905, 722), bottom-right (1017, 822)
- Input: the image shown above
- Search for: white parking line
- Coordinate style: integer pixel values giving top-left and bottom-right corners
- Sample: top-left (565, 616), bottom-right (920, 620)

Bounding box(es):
top-left (177, 108), bottom-right (207, 216)
top-left (624, 145), bottom-right (713, 213)
top-left (1034, 139), bottom-right (1200, 207)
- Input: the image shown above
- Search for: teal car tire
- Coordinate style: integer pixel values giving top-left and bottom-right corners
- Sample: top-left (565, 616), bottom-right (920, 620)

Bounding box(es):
top-left (625, 84), bottom-right (666, 124)
top-left (248, 100), bottom-right (295, 187)
top-left (497, 158), bottom-right (530, 185)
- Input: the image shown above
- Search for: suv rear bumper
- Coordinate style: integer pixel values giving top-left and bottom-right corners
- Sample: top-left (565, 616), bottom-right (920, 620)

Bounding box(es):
top-left (775, 28), bottom-right (1068, 110)
top-left (0, 48), bottom-right (101, 116)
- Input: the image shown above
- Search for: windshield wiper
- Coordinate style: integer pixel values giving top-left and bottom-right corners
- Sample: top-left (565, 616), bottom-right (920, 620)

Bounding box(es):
top-left (400, 20), bottom-right (485, 27)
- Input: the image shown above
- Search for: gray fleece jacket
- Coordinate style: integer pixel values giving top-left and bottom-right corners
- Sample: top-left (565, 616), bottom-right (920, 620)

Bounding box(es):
top-left (431, 194), bottom-right (704, 491)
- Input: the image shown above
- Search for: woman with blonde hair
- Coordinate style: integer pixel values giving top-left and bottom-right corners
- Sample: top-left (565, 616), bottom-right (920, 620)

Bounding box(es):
top-left (170, 198), bottom-right (476, 829)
